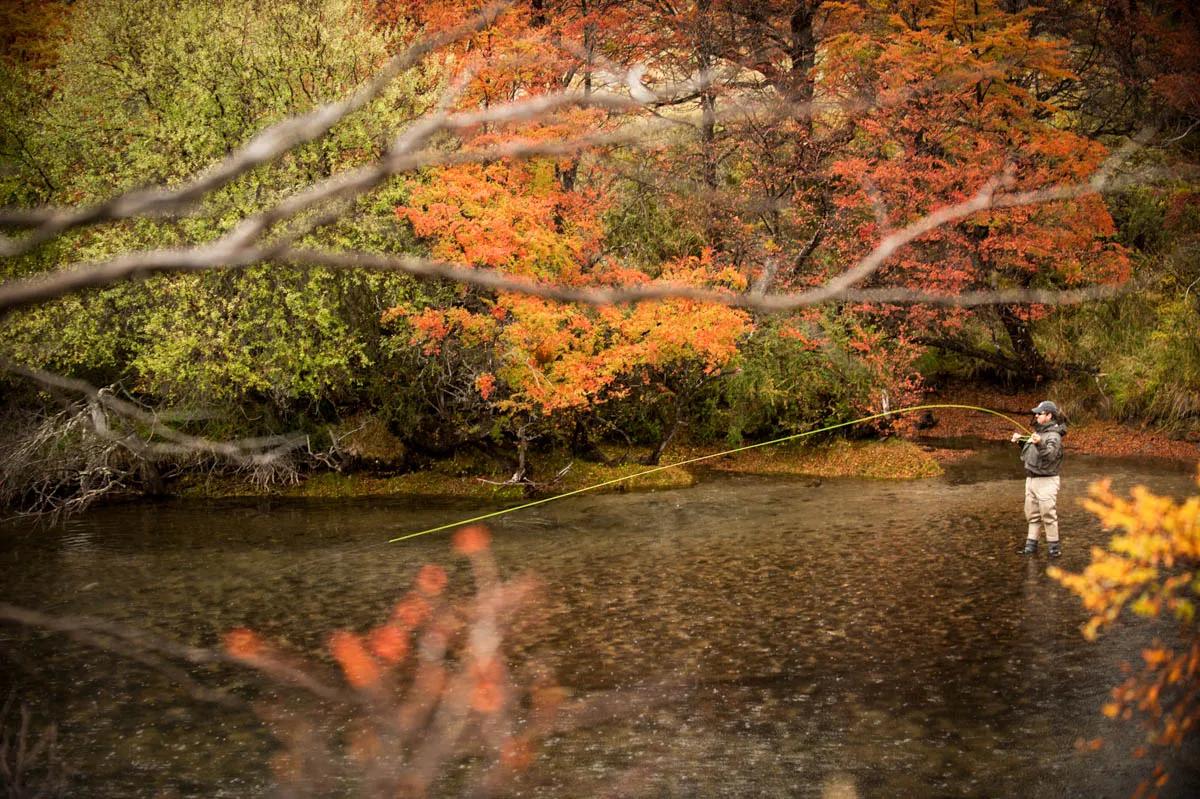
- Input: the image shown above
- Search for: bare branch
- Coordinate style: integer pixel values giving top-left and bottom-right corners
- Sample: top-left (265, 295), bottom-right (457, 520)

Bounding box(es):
top-left (296, 148), bottom-right (1138, 311)
top-left (280, 248), bottom-right (1122, 310)
top-left (0, 23), bottom-right (716, 262)
top-left (0, 161), bottom-right (1141, 317)
top-left (1, 359), bottom-right (306, 464)
top-left (0, 2), bottom-right (513, 254)
top-left (841, 285), bottom-right (1121, 306)
top-left (0, 603), bottom-right (345, 704)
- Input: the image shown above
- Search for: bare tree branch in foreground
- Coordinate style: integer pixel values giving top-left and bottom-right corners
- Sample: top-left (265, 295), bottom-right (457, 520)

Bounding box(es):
top-left (0, 163), bottom-right (1134, 317)
top-left (277, 130), bottom-right (1150, 312)
top-left (0, 158), bottom-right (1140, 316)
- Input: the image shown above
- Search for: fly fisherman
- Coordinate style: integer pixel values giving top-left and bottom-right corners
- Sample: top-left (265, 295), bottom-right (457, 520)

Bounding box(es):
top-left (1010, 401), bottom-right (1067, 557)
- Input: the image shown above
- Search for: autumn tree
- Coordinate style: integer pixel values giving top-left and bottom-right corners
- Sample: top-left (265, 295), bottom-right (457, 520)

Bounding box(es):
top-left (372, 1), bottom-right (758, 476)
top-left (593, 1), bottom-right (941, 420)
top-left (1024, 0), bottom-right (1200, 138)
top-left (818, 0), bottom-right (1131, 383)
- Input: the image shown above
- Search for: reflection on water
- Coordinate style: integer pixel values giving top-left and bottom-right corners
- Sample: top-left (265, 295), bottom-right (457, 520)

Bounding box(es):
top-left (1, 445), bottom-right (1198, 797)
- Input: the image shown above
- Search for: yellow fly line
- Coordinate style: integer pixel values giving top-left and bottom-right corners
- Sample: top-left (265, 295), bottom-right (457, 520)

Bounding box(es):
top-left (388, 403), bottom-right (1029, 544)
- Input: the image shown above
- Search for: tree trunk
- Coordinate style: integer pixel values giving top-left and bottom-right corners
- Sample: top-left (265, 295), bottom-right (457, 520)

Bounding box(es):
top-left (698, 38), bottom-right (719, 193)
top-left (997, 305), bottom-right (1052, 384)
top-left (569, 417), bottom-right (605, 461)
top-left (788, 2), bottom-right (818, 133)
top-left (643, 392), bottom-right (684, 466)
top-left (513, 425), bottom-right (530, 484)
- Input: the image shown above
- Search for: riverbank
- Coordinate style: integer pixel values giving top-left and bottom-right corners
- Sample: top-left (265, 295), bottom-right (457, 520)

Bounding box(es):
top-left (178, 437), bottom-right (949, 501)
top-left (175, 388), bottom-right (1200, 502)
top-left (917, 386), bottom-right (1200, 462)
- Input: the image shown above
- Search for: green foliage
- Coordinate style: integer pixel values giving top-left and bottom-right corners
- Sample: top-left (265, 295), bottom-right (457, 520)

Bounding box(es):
top-left (12, 0), bottom-right (419, 203)
top-left (0, 0), bottom-right (437, 432)
top-left (1038, 181), bottom-right (1200, 433)
top-left (603, 170), bottom-right (707, 271)
top-left (131, 269), bottom-right (371, 409)
top-left (703, 323), bottom-right (836, 444)
top-left (680, 315), bottom-right (917, 446)
top-left (1039, 285), bottom-right (1200, 433)
top-left (1109, 187), bottom-right (1173, 254)
top-left (1098, 296), bottom-right (1200, 428)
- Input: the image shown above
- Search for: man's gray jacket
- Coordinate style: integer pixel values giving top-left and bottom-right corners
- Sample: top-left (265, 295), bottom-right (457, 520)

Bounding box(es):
top-left (1022, 421), bottom-right (1066, 476)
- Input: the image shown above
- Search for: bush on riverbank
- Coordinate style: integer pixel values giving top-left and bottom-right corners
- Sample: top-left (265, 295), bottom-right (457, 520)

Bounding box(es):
top-left (915, 182), bottom-right (1200, 440)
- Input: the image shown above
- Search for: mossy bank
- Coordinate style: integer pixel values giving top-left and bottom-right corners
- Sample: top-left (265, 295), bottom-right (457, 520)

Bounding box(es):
top-left (178, 438), bottom-right (944, 501)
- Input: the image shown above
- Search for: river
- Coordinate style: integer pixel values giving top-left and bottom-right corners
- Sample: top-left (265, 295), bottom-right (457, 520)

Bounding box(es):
top-left (2, 444), bottom-right (1198, 797)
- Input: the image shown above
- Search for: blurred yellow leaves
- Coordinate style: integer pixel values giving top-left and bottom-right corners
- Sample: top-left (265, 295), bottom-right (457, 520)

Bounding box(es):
top-left (1051, 465), bottom-right (1200, 796)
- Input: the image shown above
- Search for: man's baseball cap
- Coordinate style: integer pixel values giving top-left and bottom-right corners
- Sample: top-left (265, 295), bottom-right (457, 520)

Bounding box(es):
top-left (1031, 400), bottom-right (1059, 415)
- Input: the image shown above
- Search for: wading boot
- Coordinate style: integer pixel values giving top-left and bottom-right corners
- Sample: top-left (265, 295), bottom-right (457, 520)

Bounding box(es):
top-left (1048, 541), bottom-right (1061, 558)
top-left (1022, 539), bottom-right (1038, 556)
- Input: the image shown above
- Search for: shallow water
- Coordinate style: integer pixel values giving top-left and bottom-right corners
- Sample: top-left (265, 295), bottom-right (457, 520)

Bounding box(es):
top-left (2, 444), bottom-right (1198, 797)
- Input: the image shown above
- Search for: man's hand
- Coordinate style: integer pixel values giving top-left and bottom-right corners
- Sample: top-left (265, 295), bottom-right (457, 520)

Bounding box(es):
top-left (1029, 432), bottom-right (1042, 444)
top-left (1011, 432), bottom-right (1023, 443)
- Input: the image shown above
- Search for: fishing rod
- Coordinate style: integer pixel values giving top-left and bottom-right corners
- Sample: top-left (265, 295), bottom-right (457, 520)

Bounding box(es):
top-left (388, 403), bottom-right (1029, 544)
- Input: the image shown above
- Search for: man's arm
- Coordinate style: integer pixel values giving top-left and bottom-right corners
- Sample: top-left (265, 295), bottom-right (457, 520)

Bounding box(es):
top-left (1035, 433), bottom-right (1061, 459)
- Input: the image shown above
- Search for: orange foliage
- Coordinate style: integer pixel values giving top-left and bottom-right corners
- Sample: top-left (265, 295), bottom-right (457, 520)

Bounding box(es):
top-left (1144, 2), bottom-right (1200, 118)
top-left (221, 529), bottom-right (570, 794)
top-left (397, 145), bottom-right (607, 278)
top-left (367, 624), bottom-right (410, 663)
top-left (392, 595), bottom-right (431, 627)
top-left (223, 628), bottom-right (264, 660)
top-left (822, 0), bottom-right (1130, 335)
top-left (388, 256), bottom-right (751, 422)
top-left (415, 563), bottom-right (449, 596)
top-left (1051, 466), bottom-right (1200, 797)
top-left (329, 630), bottom-right (383, 689)
top-left (454, 523), bottom-right (491, 555)
top-left (499, 735), bottom-right (534, 770)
